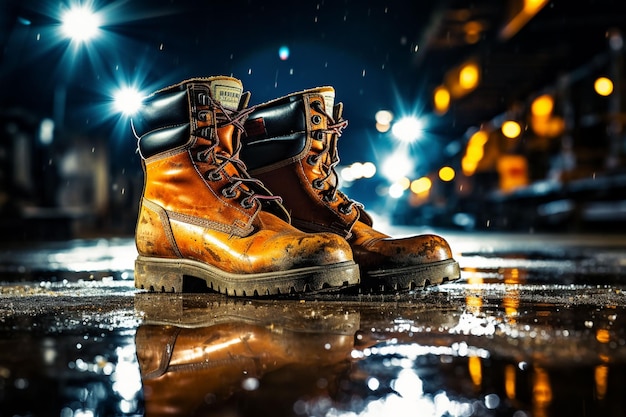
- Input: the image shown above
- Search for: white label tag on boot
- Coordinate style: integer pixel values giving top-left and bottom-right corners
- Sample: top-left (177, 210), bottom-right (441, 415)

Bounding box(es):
top-left (319, 89), bottom-right (335, 113)
top-left (211, 80), bottom-right (243, 110)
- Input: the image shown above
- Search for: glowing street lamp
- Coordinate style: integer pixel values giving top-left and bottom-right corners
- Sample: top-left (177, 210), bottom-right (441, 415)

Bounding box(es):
top-left (375, 110), bottom-right (394, 133)
top-left (410, 177), bottom-right (432, 195)
top-left (594, 77), bottom-right (614, 96)
top-left (438, 166), bottom-right (456, 182)
top-left (391, 116), bottom-right (423, 143)
top-left (501, 120), bottom-right (522, 139)
top-left (113, 87), bottom-right (144, 116)
top-left (381, 151), bottom-right (412, 181)
top-left (433, 86), bottom-right (450, 114)
top-left (459, 62), bottom-right (480, 90)
top-left (61, 5), bottom-right (101, 43)
top-left (53, 4), bottom-right (103, 128)
top-left (389, 177), bottom-right (410, 199)
top-left (531, 94), bottom-right (554, 117)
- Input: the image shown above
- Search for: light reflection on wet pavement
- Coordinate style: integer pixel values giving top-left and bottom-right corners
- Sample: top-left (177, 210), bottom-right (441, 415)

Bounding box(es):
top-left (1, 232), bottom-right (625, 416)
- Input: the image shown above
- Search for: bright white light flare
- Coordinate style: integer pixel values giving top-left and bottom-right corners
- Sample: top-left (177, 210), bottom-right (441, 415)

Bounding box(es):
top-left (113, 87), bottom-right (143, 116)
top-left (391, 117), bottom-right (423, 143)
top-left (61, 6), bottom-right (101, 42)
top-left (381, 152), bottom-right (412, 181)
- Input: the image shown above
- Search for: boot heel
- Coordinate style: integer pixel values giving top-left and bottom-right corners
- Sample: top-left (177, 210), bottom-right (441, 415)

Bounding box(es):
top-left (135, 257), bottom-right (184, 293)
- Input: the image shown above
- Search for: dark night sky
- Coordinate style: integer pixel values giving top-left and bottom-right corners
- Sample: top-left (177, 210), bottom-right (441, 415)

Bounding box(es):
top-left (1, 1), bottom-right (441, 167)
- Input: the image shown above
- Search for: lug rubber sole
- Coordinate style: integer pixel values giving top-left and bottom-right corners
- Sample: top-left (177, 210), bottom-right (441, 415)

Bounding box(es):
top-left (134, 256), bottom-right (360, 297)
top-left (362, 259), bottom-right (461, 293)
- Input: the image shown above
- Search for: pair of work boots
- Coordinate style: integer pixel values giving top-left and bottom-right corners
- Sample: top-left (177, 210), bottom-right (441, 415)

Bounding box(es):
top-left (131, 76), bottom-right (459, 296)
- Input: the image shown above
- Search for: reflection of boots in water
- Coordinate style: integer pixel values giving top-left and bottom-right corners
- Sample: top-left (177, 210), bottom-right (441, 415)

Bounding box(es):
top-left (134, 293), bottom-right (359, 416)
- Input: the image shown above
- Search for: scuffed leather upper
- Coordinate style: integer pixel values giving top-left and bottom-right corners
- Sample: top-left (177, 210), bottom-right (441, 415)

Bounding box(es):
top-left (132, 78), bottom-right (356, 274)
top-left (241, 87), bottom-right (457, 272)
top-left (242, 88), bottom-right (360, 238)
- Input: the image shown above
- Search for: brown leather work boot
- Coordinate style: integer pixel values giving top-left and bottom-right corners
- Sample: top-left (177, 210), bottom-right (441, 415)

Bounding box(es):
top-left (240, 87), bottom-right (460, 292)
top-left (131, 77), bottom-right (359, 296)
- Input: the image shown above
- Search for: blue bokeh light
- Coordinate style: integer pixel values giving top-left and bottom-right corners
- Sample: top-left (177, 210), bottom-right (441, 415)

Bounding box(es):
top-left (278, 45), bottom-right (290, 60)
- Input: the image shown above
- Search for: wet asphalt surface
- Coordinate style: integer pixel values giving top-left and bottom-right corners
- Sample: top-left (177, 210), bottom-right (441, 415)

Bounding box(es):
top-left (0, 230), bottom-right (625, 417)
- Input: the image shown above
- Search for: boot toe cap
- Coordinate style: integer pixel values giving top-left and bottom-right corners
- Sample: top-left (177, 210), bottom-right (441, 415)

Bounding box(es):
top-left (287, 232), bottom-right (355, 268)
top-left (352, 233), bottom-right (455, 269)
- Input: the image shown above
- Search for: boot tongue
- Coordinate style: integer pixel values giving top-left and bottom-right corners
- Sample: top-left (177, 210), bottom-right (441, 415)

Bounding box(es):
top-left (199, 77), bottom-right (245, 156)
top-left (207, 77), bottom-right (243, 111)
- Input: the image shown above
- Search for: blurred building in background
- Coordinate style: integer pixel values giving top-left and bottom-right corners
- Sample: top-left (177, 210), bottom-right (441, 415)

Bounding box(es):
top-left (0, 109), bottom-right (142, 239)
top-left (351, 0), bottom-right (626, 233)
top-left (399, 25), bottom-right (626, 231)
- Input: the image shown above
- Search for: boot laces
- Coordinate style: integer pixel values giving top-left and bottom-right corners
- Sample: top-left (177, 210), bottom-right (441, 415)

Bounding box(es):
top-left (309, 101), bottom-right (362, 215)
top-left (197, 92), bottom-right (254, 131)
top-left (194, 95), bottom-right (282, 210)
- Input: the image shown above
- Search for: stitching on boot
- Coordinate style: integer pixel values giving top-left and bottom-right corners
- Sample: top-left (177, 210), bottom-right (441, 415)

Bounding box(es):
top-left (142, 198), bottom-right (183, 257)
top-left (167, 210), bottom-right (254, 237)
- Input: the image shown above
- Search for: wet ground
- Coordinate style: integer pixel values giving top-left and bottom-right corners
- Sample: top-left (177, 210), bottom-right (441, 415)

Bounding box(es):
top-left (1, 230), bottom-right (625, 417)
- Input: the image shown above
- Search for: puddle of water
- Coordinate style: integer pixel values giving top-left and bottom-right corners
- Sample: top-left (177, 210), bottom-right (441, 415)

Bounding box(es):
top-left (1, 287), bottom-right (625, 416)
top-left (0, 329), bottom-right (142, 416)
top-left (1, 234), bottom-right (626, 416)
top-left (129, 293), bottom-right (625, 416)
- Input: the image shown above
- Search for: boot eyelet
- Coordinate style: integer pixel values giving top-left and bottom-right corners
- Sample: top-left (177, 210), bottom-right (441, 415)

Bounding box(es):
top-left (311, 114), bottom-right (322, 125)
top-left (194, 127), bottom-right (213, 140)
top-left (197, 92), bottom-right (209, 105)
top-left (311, 100), bottom-right (323, 112)
top-left (241, 197), bottom-right (255, 209)
top-left (339, 205), bottom-right (353, 215)
top-left (323, 194), bottom-right (338, 203)
top-left (222, 186), bottom-right (237, 198)
top-left (312, 179), bottom-right (325, 190)
top-left (195, 151), bottom-right (208, 162)
top-left (205, 170), bottom-right (222, 181)
top-left (197, 110), bottom-right (210, 121)
top-left (306, 155), bottom-right (319, 165)
top-left (311, 130), bottom-right (325, 141)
